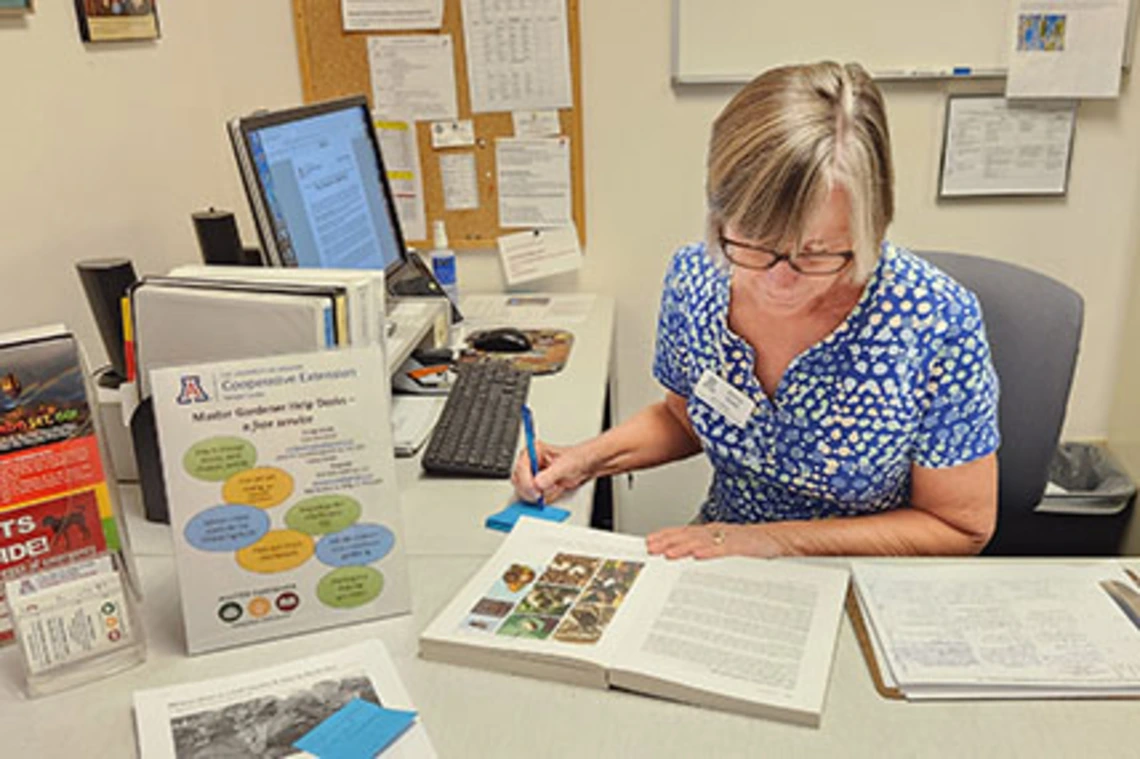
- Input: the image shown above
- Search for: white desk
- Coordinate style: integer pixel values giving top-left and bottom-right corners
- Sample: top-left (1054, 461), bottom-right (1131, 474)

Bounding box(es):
top-left (4, 293), bottom-right (1138, 758)
top-left (7, 553), bottom-right (1139, 758)
top-left (393, 293), bottom-right (616, 557)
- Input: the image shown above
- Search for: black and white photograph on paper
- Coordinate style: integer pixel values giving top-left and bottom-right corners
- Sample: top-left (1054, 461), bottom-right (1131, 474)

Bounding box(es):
top-left (938, 94), bottom-right (1077, 198)
top-left (169, 675), bottom-right (381, 758)
top-left (132, 640), bottom-right (437, 758)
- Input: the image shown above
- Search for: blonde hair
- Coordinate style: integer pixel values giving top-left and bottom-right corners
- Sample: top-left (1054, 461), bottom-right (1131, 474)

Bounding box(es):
top-left (706, 61), bottom-right (894, 281)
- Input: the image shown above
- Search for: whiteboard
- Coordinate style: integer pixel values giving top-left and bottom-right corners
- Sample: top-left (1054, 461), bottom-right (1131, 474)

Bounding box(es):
top-left (673, 0), bottom-right (1135, 83)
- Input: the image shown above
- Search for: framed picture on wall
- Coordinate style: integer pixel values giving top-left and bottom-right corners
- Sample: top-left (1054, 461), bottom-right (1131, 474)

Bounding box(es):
top-left (74, 0), bottom-right (160, 42)
top-left (0, 0), bottom-right (34, 15)
top-left (938, 94), bottom-right (1077, 198)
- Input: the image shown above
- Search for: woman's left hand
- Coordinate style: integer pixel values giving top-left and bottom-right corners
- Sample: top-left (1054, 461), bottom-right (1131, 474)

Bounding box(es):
top-left (645, 522), bottom-right (784, 560)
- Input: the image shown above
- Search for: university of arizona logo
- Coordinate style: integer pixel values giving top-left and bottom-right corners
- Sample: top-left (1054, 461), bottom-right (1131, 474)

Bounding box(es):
top-left (176, 375), bottom-right (209, 405)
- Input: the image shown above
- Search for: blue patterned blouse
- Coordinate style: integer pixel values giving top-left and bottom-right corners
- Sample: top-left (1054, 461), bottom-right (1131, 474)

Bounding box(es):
top-left (653, 242), bottom-right (1000, 523)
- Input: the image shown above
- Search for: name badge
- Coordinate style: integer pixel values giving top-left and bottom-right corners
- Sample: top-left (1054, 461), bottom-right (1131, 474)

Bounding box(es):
top-left (694, 369), bottom-right (755, 428)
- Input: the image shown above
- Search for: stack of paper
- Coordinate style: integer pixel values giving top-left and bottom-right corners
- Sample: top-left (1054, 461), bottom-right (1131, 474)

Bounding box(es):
top-left (850, 561), bottom-right (1140, 700)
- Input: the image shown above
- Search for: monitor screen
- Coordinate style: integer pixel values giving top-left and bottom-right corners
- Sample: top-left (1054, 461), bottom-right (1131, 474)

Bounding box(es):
top-left (231, 96), bottom-right (408, 273)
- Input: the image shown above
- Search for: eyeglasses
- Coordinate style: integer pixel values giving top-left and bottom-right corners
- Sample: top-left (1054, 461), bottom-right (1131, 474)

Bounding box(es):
top-left (718, 233), bottom-right (853, 276)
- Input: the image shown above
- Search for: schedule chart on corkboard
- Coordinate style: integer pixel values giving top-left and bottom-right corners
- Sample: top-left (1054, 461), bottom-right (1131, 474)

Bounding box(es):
top-left (292, 0), bottom-right (586, 251)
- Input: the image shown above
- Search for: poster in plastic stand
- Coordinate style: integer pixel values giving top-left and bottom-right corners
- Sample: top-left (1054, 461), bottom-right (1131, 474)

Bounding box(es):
top-left (0, 327), bottom-right (122, 645)
top-left (150, 348), bottom-right (411, 654)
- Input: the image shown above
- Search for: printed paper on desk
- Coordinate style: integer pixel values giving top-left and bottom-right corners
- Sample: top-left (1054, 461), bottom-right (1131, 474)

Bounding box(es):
top-left (496, 137), bottom-right (572, 228)
top-left (512, 109), bottom-right (562, 137)
top-left (375, 118), bottom-right (428, 241)
top-left (1006, 0), bottom-right (1130, 98)
top-left (342, 0), bottom-right (443, 31)
top-left (440, 152), bottom-right (480, 210)
top-left (133, 640), bottom-right (436, 758)
top-left (430, 119), bottom-right (476, 149)
top-left (459, 293), bottom-right (595, 328)
top-left (461, 0), bottom-right (572, 113)
top-left (368, 35), bottom-right (459, 120)
top-left (497, 227), bottom-right (582, 286)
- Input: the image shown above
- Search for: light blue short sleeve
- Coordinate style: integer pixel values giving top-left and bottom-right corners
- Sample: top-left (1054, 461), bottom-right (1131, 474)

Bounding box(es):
top-left (913, 293), bottom-right (1001, 469)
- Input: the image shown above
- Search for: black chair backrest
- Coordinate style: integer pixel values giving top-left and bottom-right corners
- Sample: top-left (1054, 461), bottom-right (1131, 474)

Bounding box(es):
top-left (917, 252), bottom-right (1084, 555)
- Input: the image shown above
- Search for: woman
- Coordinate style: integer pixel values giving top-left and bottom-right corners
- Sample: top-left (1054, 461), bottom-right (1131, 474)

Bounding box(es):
top-left (512, 62), bottom-right (1000, 558)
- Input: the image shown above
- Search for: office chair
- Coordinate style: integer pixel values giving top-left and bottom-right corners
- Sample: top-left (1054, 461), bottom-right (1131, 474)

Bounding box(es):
top-left (917, 251), bottom-right (1085, 555)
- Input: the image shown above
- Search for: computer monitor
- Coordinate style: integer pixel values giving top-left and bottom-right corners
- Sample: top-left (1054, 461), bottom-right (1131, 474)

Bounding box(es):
top-left (228, 95), bottom-right (411, 276)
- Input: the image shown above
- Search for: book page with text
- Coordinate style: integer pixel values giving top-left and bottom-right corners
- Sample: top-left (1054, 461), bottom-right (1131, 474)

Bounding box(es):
top-left (610, 558), bottom-right (849, 719)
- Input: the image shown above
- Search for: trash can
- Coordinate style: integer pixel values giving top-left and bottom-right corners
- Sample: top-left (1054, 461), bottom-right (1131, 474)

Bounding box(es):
top-left (1032, 442), bottom-right (1137, 555)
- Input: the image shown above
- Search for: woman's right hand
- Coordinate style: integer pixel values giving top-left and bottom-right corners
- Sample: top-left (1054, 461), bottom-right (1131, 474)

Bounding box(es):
top-left (511, 440), bottom-right (595, 504)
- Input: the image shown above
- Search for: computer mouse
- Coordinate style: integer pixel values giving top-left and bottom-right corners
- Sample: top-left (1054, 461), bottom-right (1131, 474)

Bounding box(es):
top-left (470, 327), bottom-right (532, 353)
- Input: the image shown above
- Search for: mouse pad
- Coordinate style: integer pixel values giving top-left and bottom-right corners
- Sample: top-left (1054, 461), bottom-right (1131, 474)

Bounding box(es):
top-left (458, 329), bottom-right (574, 375)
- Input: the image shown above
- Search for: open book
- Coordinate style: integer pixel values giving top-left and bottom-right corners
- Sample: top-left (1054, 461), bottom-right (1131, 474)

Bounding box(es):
top-left (850, 560), bottom-right (1140, 700)
top-left (419, 520), bottom-right (850, 726)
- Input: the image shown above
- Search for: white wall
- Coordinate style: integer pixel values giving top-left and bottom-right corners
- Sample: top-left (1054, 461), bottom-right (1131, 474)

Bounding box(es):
top-left (1108, 161), bottom-right (1140, 555)
top-left (3, 3), bottom-right (1138, 537)
top-left (0, 2), bottom-right (302, 368)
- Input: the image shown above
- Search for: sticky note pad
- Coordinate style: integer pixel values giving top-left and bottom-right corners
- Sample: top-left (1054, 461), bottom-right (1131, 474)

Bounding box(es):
top-left (294, 698), bottom-right (416, 759)
top-left (486, 501), bottom-right (570, 532)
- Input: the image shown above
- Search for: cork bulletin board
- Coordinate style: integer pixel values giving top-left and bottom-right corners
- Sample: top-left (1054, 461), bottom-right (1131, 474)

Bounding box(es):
top-left (291, 0), bottom-right (586, 251)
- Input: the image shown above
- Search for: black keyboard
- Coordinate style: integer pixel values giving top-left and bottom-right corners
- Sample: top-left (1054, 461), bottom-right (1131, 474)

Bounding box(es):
top-left (421, 361), bottom-right (531, 477)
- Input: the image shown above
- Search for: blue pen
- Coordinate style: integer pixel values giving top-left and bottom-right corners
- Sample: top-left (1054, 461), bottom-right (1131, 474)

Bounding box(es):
top-left (521, 405), bottom-right (544, 507)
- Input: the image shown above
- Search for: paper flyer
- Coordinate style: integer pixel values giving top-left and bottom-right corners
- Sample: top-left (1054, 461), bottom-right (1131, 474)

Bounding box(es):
top-left (460, 0), bottom-right (573, 113)
top-left (150, 348), bottom-right (410, 654)
top-left (495, 137), bottom-right (573, 228)
top-left (1006, 0), bottom-right (1130, 98)
top-left (341, 0), bottom-right (443, 31)
top-left (375, 118), bottom-right (428, 243)
top-left (0, 328), bottom-right (118, 644)
top-left (368, 35), bottom-right (459, 121)
top-left (496, 226), bottom-right (582, 285)
top-left (134, 640), bottom-right (435, 758)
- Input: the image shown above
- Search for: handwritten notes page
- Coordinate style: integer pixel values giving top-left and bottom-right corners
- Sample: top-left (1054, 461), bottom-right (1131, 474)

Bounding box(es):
top-left (853, 561), bottom-right (1140, 699)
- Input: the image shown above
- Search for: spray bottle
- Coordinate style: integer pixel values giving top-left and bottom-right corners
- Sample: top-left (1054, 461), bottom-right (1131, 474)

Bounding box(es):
top-left (430, 220), bottom-right (458, 304)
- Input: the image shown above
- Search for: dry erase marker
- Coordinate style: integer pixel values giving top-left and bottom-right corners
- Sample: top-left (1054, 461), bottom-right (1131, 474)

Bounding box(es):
top-left (521, 405), bottom-right (544, 508)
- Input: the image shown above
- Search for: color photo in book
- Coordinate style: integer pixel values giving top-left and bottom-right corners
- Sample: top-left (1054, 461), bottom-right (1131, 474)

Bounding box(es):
top-left (459, 553), bottom-right (644, 645)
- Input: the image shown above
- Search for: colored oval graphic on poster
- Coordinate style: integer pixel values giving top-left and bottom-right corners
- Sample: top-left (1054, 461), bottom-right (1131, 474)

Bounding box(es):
top-left (315, 523), bottom-right (395, 567)
top-left (222, 466), bottom-right (294, 509)
top-left (317, 566), bottom-right (384, 608)
top-left (184, 505), bottom-right (269, 552)
top-left (183, 436), bottom-right (257, 482)
top-left (235, 529), bottom-right (315, 573)
top-left (286, 494), bottom-right (363, 535)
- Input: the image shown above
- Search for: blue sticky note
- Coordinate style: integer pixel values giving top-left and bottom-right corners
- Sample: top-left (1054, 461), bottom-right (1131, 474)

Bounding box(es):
top-left (485, 501), bottom-right (570, 532)
top-left (294, 698), bottom-right (416, 759)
